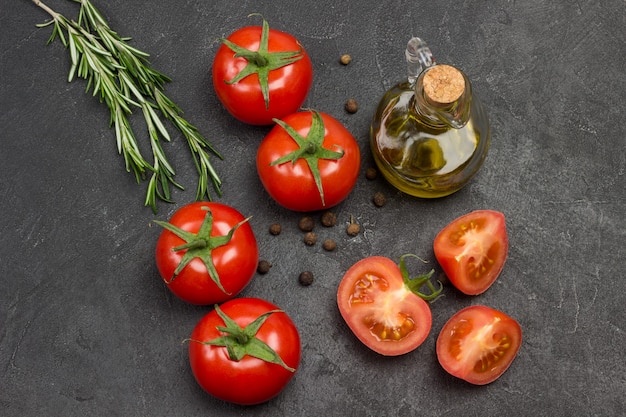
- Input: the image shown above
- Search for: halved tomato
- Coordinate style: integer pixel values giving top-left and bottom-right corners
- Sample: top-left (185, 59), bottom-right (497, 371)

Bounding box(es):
top-left (436, 305), bottom-right (522, 385)
top-left (337, 255), bottom-right (442, 356)
top-left (433, 210), bottom-right (508, 295)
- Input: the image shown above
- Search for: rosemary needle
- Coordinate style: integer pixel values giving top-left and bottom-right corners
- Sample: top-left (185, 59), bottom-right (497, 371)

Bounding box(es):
top-left (32, 0), bottom-right (223, 213)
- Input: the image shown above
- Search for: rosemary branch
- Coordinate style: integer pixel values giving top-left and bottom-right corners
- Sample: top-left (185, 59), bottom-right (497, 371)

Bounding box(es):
top-left (32, 0), bottom-right (223, 212)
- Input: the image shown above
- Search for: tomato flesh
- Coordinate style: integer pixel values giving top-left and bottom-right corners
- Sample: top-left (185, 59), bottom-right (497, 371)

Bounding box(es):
top-left (436, 305), bottom-right (522, 385)
top-left (337, 257), bottom-right (432, 356)
top-left (434, 210), bottom-right (508, 295)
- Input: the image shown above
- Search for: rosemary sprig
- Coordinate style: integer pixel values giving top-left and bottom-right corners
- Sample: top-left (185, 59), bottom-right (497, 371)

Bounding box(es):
top-left (32, 0), bottom-right (223, 212)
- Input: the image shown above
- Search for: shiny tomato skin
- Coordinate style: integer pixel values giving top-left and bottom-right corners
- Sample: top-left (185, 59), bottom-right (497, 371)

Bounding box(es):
top-left (257, 111), bottom-right (361, 212)
top-left (433, 210), bottom-right (508, 295)
top-left (436, 305), bottom-right (522, 385)
top-left (189, 298), bottom-right (301, 405)
top-left (212, 25), bottom-right (313, 125)
top-left (337, 256), bottom-right (433, 356)
top-left (155, 202), bottom-right (258, 305)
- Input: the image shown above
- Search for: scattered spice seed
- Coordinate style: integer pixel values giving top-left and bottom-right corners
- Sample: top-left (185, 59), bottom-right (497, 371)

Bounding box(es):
top-left (257, 260), bottom-right (272, 274)
top-left (345, 98), bottom-right (359, 114)
top-left (372, 191), bottom-right (386, 207)
top-left (340, 54), bottom-right (352, 65)
top-left (298, 216), bottom-right (315, 232)
top-left (323, 239), bottom-right (337, 251)
top-left (269, 223), bottom-right (282, 235)
top-left (304, 232), bottom-right (317, 246)
top-left (321, 211), bottom-right (337, 227)
top-left (365, 167), bottom-right (378, 180)
top-left (299, 271), bottom-right (314, 286)
top-left (346, 214), bottom-right (361, 237)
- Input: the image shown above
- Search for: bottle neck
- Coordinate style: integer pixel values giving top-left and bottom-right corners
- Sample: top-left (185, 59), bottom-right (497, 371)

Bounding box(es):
top-left (412, 65), bottom-right (472, 129)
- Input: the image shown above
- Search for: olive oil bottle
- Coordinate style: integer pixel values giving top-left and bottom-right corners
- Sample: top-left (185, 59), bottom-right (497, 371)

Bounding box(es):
top-left (370, 38), bottom-right (490, 198)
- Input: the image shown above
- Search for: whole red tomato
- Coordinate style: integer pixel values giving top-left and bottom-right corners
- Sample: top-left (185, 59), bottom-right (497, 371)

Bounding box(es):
top-left (256, 110), bottom-right (361, 212)
top-left (154, 202), bottom-right (258, 305)
top-left (337, 255), bottom-right (442, 356)
top-left (433, 210), bottom-right (509, 295)
top-left (436, 305), bottom-right (522, 385)
top-left (188, 298), bottom-right (301, 405)
top-left (212, 15), bottom-right (313, 125)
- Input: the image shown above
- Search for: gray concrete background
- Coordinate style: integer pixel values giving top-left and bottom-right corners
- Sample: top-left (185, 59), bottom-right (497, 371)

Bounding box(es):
top-left (1, 0), bottom-right (625, 416)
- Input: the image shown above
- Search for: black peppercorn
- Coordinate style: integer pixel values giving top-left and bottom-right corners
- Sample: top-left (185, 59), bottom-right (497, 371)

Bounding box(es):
top-left (372, 192), bottom-right (386, 207)
top-left (299, 271), bottom-right (314, 286)
top-left (257, 260), bottom-right (272, 274)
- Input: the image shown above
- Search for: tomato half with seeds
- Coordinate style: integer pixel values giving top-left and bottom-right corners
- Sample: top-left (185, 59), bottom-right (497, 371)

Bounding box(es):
top-left (212, 15), bottom-right (313, 125)
top-left (436, 305), bottom-right (522, 385)
top-left (188, 298), bottom-right (301, 405)
top-left (337, 255), bottom-right (442, 356)
top-left (433, 210), bottom-right (508, 295)
top-left (154, 202), bottom-right (258, 305)
top-left (257, 110), bottom-right (361, 212)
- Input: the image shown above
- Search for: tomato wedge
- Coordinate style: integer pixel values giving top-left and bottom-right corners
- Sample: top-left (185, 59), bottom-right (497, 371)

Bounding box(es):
top-left (433, 210), bottom-right (508, 295)
top-left (337, 255), bottom-right (442, 356)
top-left (436, 305), bottom-right (522, 385)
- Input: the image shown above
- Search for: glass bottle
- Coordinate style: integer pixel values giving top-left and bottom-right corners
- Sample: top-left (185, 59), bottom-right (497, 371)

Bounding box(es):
top-left (370, 38), bottom-right (491, 198)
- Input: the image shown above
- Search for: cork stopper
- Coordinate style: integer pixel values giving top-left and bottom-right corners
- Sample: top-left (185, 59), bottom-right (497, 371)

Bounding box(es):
top-left (422, 64), bottom-right (465, 105)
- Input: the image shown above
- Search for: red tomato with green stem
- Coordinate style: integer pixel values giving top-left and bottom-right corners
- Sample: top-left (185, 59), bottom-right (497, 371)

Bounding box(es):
top-left (212, 14), bottom-right (313, 125)
top-left (337, 255), bottom-right (443, 356)
top-left (436, 305), bottom-right (522, 385)
top-left (433, 210), bottom-right (509, 295)
top-left (188, 298), bottom-right (301, 405)
top-left (257, 110), bottom-right (361, 212)
top-left (154, 202), bottom-right (258, 305)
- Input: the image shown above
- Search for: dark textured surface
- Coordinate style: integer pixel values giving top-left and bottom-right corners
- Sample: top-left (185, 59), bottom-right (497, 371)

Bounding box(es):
top-left (2, 1), bottom-right (625, 416)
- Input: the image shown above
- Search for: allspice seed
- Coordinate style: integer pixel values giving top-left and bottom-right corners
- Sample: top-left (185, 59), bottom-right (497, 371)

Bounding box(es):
top-left (347, 223), bottom-right (361, 236)
top-left (365, 167), bottom-right (378, 180)
top-left (321, 211), bottom-right (337, 227)
top-left (345, 98), bottom-right (359, 114)
top-left (340, 54), bottom-right (352, 65)
top-left (299, 271), bottom-right (314, 286)
top-left (269, 223), bottom-right (282, 235)
top-left (257, 260), bottom-right (272, 274)
top-left (346, 214), bottom-right (360, 236)
top-left (298, 216), bottom-right (315, 232)
top-left (372, 192), bottom-right (386, 207)
top-left (323, 239), bottom-right (337, 251)
top-left (304, 232), bottom-right (317, 246)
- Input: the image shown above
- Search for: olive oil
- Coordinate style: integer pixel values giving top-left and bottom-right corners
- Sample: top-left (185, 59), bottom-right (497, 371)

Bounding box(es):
top-left (370, 39), bottom-right (491, 198)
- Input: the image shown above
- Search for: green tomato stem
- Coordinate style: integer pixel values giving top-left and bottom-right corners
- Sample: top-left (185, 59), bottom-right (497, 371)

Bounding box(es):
top-left (398, 254), bottom-right (443, 301)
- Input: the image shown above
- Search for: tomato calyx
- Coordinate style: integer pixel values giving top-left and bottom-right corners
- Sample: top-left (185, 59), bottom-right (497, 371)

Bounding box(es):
top-left (221, 14), bottom-right (305, 109)
top-left (398, 254), bottom-right (443, 301)
top-left (154, 206), bottom-right (251, 293)
top-left (188, 304), bottom-right (296, 372)
top-left (270, 110), bottom-right (345, 206)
